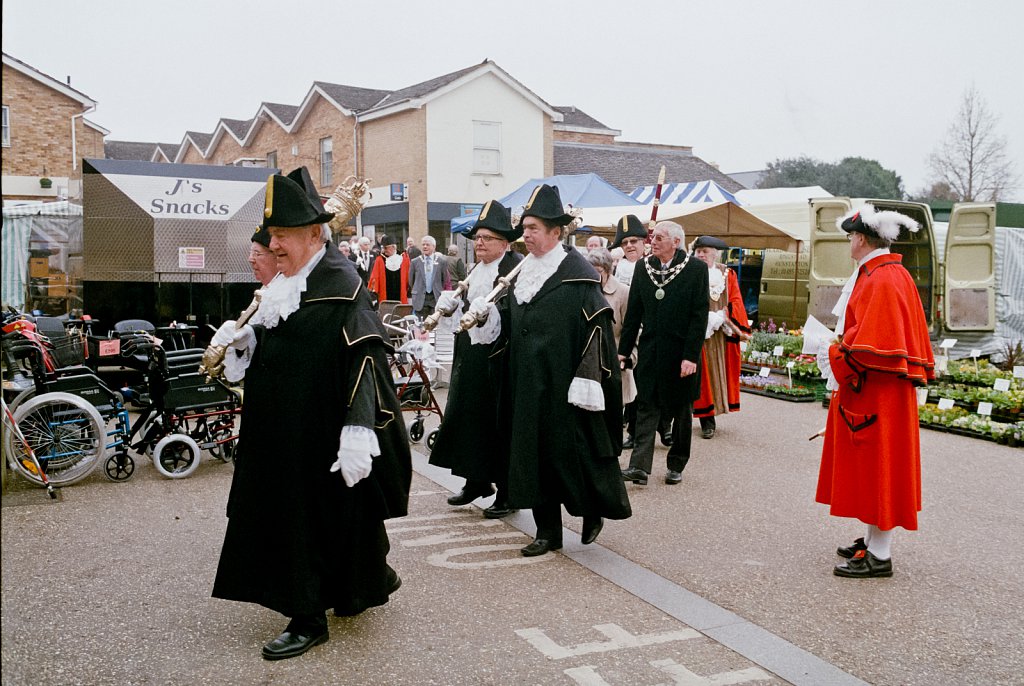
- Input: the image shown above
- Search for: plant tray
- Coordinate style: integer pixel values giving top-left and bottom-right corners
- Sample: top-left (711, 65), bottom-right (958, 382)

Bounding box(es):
top-left (740, 386), bottom-right (817, 403)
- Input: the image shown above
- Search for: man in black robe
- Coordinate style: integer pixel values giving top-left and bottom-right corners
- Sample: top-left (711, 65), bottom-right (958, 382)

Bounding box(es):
top-left (618, 221), bottom-right (709, 486)
top-left (428, 200), bottom-right (522, 518)
top-left (210, 167), bottom-right (411, 661)
top-left (468, 184), bottom-right (631, 557)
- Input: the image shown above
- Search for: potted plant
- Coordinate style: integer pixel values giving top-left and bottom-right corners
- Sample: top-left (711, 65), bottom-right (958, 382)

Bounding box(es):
top-left (39, 177), bottom-right (52, 189)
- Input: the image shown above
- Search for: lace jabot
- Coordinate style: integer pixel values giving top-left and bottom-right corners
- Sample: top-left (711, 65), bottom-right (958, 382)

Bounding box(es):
top-left (514, 247), bottom-right (566, 304)
top-left (251, 247), bottom-right (326, 329)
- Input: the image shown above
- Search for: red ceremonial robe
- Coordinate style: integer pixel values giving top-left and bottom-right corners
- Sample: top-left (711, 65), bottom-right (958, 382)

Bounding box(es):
top-left (815, 253), bottom-right (935, 531)
top-left (695, 268), bottom-right (751, 417)
top-left (368, 253), bottom-right (410, 304)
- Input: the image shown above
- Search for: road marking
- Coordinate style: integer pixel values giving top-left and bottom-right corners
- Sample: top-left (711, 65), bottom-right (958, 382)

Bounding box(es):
top-left (516, 623), bottom-right (700, 660)
top-left (426, 543), bottom-right (552, 569)
top-left (399, 530), bottom-right (526, 548)
top-left (564, 661), bottom-right (773, 686)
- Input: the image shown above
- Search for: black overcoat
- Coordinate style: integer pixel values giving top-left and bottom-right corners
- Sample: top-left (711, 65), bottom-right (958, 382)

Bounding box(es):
top-left (429, 250), bottom-right (522, 481)
top-left (619, 250), bottom-right (710, 410)
top-left (212, 243), bottom-right (411, 618)
top-left (501, 247), bottom-right (631, 519)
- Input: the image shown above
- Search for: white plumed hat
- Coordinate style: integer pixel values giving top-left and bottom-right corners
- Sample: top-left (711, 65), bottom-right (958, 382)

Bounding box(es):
top-left (836, 204), bottom-right (920, 242)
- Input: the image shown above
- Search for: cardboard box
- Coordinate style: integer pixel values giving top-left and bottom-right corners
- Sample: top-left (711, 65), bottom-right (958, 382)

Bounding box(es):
top-left (30, 257), bottom-right (49, 278)
top-left (47, 274), bottom-right (68, 298)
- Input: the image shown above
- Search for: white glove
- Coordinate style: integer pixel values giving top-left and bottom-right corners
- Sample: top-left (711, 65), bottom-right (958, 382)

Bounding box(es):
top-left (211, 321), bottom-right (255, 350)
top-left (705, 310), bottom-right (725, 339)
top-left (467, 297), bottom-right (493, 322)
top-left (329, 425), bottom-right (379, 486)
top-left (435, 292), bottom-right (463, 316)
top-left (816, 339), bottom-right (838, 391)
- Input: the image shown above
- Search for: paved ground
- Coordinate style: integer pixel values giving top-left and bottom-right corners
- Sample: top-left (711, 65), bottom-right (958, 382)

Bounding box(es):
top-left (2, 390), bottom-right (1021, 685)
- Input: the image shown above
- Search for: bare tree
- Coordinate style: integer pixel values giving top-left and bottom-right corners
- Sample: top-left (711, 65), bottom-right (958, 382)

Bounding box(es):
top-left (926, 85), bottom-right (1017, 201)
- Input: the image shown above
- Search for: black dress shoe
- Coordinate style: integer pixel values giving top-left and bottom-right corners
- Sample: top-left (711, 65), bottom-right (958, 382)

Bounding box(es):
top-left (659, 430), bottom-right (673, 447)
top-left (622, 435), bottom-right (635, 449)
top-left (262, 621), bottom-right (329, 661)
top-left (483, 503), bottom-right (518, 519)
top-left (700, 426), bottom-right (715, 439)
top-left (521, 537), bottom-right (562, 557)
top-left (834, 550), bottom-right (893, 578)
top-left (581, 517), bottom-right (603, 545)
top-left (836, 537), bottom-right (868, 559)
top-left (447, 483), bottom-right (495, 506)
top-left (621, 467), bottom-right (648, 485)
top-left (665, 470), bottom-right (683, 485)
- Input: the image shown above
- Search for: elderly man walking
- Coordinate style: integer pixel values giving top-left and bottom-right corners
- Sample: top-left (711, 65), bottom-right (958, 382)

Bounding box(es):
top-left (409, 235), bottom-right (448, 318)
top-left (618, 221), bottom-right (709, 486)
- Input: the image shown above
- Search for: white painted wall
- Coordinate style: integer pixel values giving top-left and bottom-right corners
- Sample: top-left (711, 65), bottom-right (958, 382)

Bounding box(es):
top-left (425, 72), bottom-right (546, 204)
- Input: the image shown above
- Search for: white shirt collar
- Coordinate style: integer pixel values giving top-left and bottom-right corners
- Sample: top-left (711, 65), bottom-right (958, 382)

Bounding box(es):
top-left (251, 246), bottom-right (325, 329)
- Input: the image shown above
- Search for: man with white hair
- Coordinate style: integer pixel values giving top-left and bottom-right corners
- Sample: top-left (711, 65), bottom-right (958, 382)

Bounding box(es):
top-left (408, 234), bottom-right (448, 318)
top-left (350, 235), bottom-right (376, 285)
top-left (210, 167), bottom-right (410, 660)
top-left (618, 221), bottom-right (709, 486)
top-left (817, 204), bottom-right (934, 579)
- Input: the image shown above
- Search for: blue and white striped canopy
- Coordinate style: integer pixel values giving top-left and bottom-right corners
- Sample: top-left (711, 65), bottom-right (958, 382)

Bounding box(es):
top-left (630, 180), bottom-right (740, 206)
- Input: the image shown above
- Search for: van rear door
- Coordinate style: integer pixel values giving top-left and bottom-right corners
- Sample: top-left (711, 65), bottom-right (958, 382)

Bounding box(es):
top-left (808, 198), bottom-right (853, 329)
top-left (943, 202), bottom-right (996, 331)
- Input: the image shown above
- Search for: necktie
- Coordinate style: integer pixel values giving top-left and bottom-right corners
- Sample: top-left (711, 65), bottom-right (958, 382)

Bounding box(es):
top-left (425, 258), bottom-right (433, 294)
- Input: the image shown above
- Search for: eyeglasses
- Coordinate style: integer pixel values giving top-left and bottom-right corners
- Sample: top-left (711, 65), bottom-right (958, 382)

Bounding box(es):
top-left (621, 237), bottom-right (644, 246)
top-left (249, 250), bottom-right (275, 260)
top-left (473, 235), bottom-right (505, 244)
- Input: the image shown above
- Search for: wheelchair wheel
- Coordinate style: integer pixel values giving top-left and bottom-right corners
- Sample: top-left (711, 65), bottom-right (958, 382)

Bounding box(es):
top-left (407, 419), bottom-right (424, 443)
top-left (152, 433), bottom-right (202, 479)
top-left (426, 429), bottom-right (438, 452)
top-left (5, 391), bottom-right (105, 487)
top-left (104, 453), bottom-right (136, 481)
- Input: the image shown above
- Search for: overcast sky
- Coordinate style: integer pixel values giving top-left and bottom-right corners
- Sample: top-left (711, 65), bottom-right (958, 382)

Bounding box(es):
top-left (4, 0), bottom-right (1022, 200)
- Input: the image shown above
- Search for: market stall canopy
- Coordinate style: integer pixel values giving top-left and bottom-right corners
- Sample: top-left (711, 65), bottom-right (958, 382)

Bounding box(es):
top-left (630, 180), bottom-right (740, 206)
top-left (450, 173), bottom-right (639, 234)
top-left (2, 201), bottom-right (83, 310)
top-left (580, 201), bottom-right (803, 251)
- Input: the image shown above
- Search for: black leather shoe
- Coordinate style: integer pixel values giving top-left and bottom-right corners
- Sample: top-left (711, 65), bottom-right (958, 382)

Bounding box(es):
top-left (262, 626), bottom-right (329, 661)
top-left (665, 470), bottom-right (683, 485)
top-left (622, 435), bottom-right (635, 449)
top-left (701, 426), bottom-right (715, 439)
top-left (483, 502), bottom-right (518, 519)
top-left (836, 537), bottom-right (868, 559)
top-left (447, 483), bottom-right (495, 506)
top-left (834, 550), bottom-right (893, 578)
top-left (659, 430), bottom-right (673, 447)
top-left (621, 467), bottom-right (648, 485)
top-left (581, 517), bottom-right (603, 545)
top-left (521, 537), bottom-right (563, 557)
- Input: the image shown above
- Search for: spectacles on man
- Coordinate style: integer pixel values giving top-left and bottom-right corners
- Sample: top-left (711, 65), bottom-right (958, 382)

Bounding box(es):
top-left (473, 235), bottom-right (504, 244)
top-left (621, 237), bottom-right (644, 246)
top-left (249, 250), bottom-right (275, 260)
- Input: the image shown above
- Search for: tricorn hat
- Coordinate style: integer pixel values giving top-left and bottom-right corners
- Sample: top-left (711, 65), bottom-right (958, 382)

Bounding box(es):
top-left (468, 199), bottom-right (521, 241)
top-left (837, 203), bottom-right (919, 241)
top-left (693, 235), bottom-right (729, 251)
top-left (520, 184), bottom-right (574, 227)
top-left (380, 235), bottom-right (396, 247)
top-left (259, 166), bottom-right (335, 230)
top-left (251, 225), bottom-right (271, 248)
top-left (610, 214), bottom-right (648, 248)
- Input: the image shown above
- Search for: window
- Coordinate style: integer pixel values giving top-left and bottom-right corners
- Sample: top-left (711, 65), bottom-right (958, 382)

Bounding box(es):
top-left (473, 121), bottom-right (500, 174)
top-left (266, 150), bottom-right (277, 169)
top-left (320, 137), bottom-right (333, 185)
top-left (1, 106), bottom-right (9, 147)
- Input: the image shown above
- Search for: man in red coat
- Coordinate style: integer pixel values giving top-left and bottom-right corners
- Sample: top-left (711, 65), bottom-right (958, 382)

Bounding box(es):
top-left (367, 235), bottom-right (410, 304)
top-left (816, 204), bottom-right (935, 579)
top-left (691, 235), bottom-right (751, 439)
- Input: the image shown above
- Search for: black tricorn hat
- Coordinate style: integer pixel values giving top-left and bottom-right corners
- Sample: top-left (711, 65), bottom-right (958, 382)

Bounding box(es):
top-left (468, 200), bottom-right (522, 241)
top-left (251, 225), bottom-right (271, 248)
top-left (380, 235), bottom-right (396, 247)
top-left (521, 184), bottom-right (573, 227)
top-left (610, 214), bottom-right (648, 248)
top-left (259, 166), bottom-right (334, 230)
top-left (836, 204), bottom-right (920, 242)
top-left (693, 235), bottom-right (729, 251)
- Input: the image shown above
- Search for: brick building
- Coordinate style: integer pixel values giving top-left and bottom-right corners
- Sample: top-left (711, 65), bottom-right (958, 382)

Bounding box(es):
top-left (2, 52), bottom-right (108, 203)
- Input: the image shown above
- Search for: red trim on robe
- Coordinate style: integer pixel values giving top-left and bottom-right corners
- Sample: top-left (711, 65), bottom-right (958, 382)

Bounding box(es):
top-left (695, 269), bottom-right (749, 418)
top-left (368, 253), bottom-right (410, 304)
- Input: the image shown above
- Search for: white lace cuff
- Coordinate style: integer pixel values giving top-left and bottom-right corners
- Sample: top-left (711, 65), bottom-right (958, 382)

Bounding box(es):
top-left (468, 304), bottom-right (501, 345)
top-left (568, 377), bottom-right (604, 411)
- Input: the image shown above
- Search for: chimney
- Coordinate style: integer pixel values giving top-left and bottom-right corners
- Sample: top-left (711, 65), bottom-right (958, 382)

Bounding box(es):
top-left (67, 76), bottom-right (71, 85)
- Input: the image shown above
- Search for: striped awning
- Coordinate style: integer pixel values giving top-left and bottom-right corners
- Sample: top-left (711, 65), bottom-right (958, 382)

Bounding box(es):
top-left (2, 202), bottom-right (83, 309)
top-left (630, 180), bottom-right (740, 206)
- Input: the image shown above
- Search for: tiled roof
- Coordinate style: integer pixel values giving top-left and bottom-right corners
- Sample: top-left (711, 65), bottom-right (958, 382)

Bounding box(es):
top-left (263, 102), bottom-right (299, 124)
top-left (553, 106), bottom-right (616, 132)
top-left (313, 82), bottom-right (391, 113)
top-left (156, 143), bottom-right (180, 161)
top-left (104, 140), bottom-right (160, 161)
top-left (554, 142), bottom-right (744, 193)
top-left (221, 118), bottom-right (254, 139)
top-left (184, 131), bottom-right (213, 151)
top-left (369, 62), bottom-right (483, 110)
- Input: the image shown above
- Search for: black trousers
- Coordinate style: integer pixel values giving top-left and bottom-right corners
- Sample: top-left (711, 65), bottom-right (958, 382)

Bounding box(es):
top-left (532, 500), bottom-right (563, 542)
top-left (628, 398), bottom-right (694, 474)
